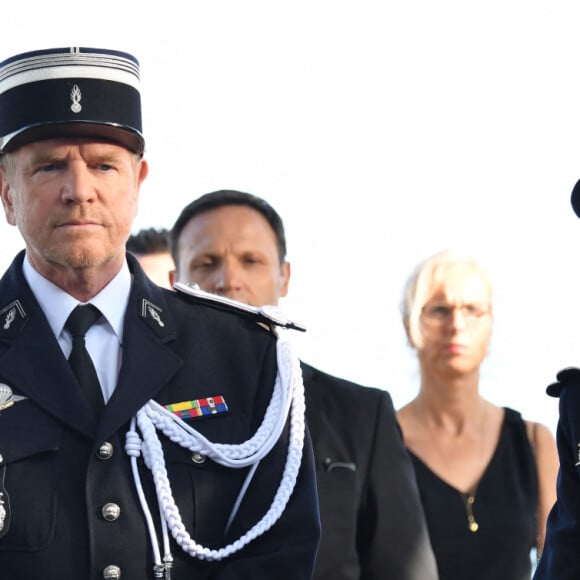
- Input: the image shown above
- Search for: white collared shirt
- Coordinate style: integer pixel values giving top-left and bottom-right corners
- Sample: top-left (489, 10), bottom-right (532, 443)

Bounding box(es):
top-left (23, 254), bottom-right (131, 403)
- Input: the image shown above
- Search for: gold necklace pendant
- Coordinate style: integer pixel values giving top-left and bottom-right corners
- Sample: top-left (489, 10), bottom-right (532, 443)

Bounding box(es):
top-left (464, 494), bottom-right (479, 532)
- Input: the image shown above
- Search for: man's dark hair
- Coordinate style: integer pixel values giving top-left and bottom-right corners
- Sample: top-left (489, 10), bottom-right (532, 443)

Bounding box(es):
top-left (126, 227), bottom-right (170, 256)
top-left (170, 190), bottom-right (287, 266)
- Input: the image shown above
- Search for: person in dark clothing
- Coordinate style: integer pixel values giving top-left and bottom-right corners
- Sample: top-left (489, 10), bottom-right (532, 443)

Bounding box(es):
top-left (397, 250), bottom-right (558, 580)
top-left (168, 189), bottom-right (438, 580)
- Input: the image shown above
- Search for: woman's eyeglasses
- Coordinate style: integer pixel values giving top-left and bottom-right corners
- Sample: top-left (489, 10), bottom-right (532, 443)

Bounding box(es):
top-left (421, 303), bottom-right (491, 326)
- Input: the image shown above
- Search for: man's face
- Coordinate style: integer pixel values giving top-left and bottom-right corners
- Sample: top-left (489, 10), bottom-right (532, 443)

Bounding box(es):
top-left (173, 205), bottom-right (290, 307)
top-left (0, 138), bottom-right (148, 278)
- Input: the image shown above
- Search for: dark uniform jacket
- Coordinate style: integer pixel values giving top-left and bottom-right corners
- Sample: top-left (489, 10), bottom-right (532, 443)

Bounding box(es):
top-left (302, 363), bottom-right (438, 580)
top-left (0, 252), bottom-right (320, 580)
top-left (534, 367), bottom-right (580, 580)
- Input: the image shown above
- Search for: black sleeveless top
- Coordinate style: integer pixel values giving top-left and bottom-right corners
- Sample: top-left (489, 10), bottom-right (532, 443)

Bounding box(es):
top-left (410, 408), bottom-right (538, 580)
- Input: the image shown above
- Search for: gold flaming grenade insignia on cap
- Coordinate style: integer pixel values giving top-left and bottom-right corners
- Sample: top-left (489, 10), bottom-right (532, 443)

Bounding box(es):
top-left (70, 84), bottom-right (82, 113)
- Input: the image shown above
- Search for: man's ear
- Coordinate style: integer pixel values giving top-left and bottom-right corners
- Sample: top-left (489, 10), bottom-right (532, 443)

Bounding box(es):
top-left (279, 261), bottom-right (291, 298)
top-left (137, 157), bottom-right (149, 187)
top-left (0, 169), bottom-right (16, 226)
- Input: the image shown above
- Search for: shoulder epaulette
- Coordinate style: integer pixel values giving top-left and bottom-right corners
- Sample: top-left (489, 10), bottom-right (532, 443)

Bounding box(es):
top-left (546, 367), bottom-right (580, 397)
top-left (173, 282), bottom-right (306, 332)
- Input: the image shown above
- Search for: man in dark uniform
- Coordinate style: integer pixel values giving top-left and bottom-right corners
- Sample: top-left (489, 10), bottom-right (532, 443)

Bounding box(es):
top-left (0, 48), bottom-right (319, 579)
top-left (168, 190), bottom-right (439, 580)
top-left (533, 180), bottom-right (580, 579)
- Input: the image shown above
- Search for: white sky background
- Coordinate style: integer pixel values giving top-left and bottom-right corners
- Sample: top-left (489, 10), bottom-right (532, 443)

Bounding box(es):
top-left (2, 1), bottom-right (580, 432)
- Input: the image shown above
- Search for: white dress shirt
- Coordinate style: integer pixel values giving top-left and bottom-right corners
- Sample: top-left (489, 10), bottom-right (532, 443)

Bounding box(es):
top-left (23, 254), bottom-right (131, 403)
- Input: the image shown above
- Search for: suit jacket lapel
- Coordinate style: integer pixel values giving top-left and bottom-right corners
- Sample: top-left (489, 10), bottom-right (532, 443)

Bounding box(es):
top-left (301, 362), bottom-right (323, 451)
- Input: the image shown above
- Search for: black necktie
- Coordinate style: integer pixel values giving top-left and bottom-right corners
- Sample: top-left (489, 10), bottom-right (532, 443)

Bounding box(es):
top-left (65, 305), bottom-right (104, 411)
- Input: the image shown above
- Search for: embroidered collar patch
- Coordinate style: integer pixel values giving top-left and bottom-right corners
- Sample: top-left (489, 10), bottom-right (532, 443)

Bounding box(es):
top-left (0, 301), bottom-right (27, 338)
top-left (140, 298), bottom-right (174, 339)
top-left (164, 396), bottom-right (228, 420)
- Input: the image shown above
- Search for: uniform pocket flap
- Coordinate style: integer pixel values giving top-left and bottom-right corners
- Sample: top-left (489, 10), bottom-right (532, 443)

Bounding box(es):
top-left (0, 426), bottom-right (61, 464)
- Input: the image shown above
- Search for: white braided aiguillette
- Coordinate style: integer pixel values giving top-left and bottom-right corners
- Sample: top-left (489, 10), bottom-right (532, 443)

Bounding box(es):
top-left (125, 333), bottom-right (305, 568)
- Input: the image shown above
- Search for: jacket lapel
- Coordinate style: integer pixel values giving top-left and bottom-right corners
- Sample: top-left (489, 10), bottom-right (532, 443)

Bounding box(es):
top-left (0, 252), bottom-right (184, 441)
top-left (95, 257), bottom-right (183, 441)
top-left (301, 362), bottom-right (323, 450)
top-left (0, 253), bottom-right (99, 437)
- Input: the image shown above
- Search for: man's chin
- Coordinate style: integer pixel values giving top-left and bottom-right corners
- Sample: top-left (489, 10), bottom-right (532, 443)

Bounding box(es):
top-left (46, 246), bottom-right (115, 271)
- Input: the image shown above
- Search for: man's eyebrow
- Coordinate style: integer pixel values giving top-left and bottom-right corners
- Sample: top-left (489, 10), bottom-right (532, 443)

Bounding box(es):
top-left (29, 151), bottom-right (64, 165)
top-left (192, 251), bottom-right (219, 260)
top-left (20, 151), bottom-right (64, 173)
top-left (29, 149), bottom-right (124, 166)
top-left (90, 151), bottom-right (124, 163)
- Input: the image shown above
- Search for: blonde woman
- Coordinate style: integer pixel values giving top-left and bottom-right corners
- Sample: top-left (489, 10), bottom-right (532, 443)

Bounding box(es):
top-left (397, 251), bottom-right (558, 580)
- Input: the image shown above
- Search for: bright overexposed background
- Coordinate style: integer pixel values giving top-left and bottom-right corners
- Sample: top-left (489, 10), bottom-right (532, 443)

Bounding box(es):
top-left (3, 1), bottom-right (580, 432)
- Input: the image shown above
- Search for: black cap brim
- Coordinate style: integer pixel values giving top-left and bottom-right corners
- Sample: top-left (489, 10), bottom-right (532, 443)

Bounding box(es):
top-left (3, 121), bottom-right (144, 155)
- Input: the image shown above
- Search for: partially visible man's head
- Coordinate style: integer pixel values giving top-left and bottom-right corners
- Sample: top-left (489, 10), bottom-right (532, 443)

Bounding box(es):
top-left (127, 227), bottom-right (174, 288)
top-left (169, 190), bottom-right (290, 306)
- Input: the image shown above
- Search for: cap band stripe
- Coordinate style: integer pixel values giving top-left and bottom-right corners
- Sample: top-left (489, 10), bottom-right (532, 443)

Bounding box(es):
top-left (0, 66), bottom-right (140, 96)
top-left (0, 52), bottom-right (139, 96)
top-left (0, 53), bottom-right (139, 78)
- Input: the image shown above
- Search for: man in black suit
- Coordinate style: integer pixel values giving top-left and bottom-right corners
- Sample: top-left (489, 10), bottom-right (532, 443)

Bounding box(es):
top-left (0, 48), bottom-right (319, 579)
top-left (168, 190), bottom-right (438, 580)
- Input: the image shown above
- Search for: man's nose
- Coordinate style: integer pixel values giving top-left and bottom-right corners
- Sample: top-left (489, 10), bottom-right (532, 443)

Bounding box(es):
top-left (214, 263), bottom-right (241, 293)
top-left (61, 163), bottom-right (95, 202)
